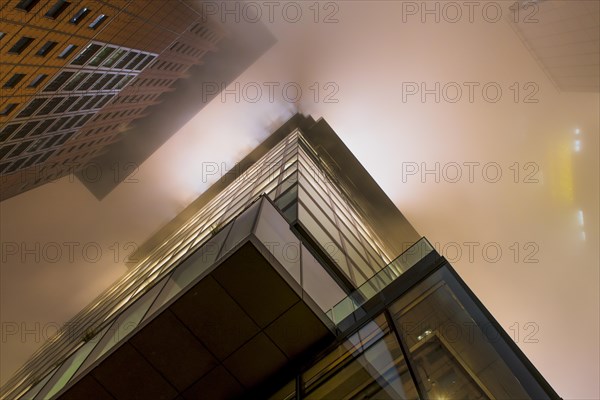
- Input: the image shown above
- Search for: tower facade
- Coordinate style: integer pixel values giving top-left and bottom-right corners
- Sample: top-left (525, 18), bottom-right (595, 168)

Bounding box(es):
top-left (0, 114), bottom-right (560, 399)
top-left (0, 0), bottom-right (224, 200)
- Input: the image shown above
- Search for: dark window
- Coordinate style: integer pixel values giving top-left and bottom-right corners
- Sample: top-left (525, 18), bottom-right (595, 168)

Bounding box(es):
top-left (126, 52), bottom-right (146, 70)
top-left (102, 48), bottom-right (126, 67)
top-left (0, 162), bottom-right (10, 173)
top-left (36, 40), bottom-right (58, 56)
top-left (37, 97), bottom-right (64, 115)
top-left (13, 121), bottom-right (40, 139)
top-left (88, 14), bottom-right (107, 29)
top-left (22, 153), bottom-right (43, 168)
top-left (38, 150), bottom-right (54, 163)
top-left (50, 116), bottom-right (69, 131)
top-left (89, 46), bottom-right (115, 66)
top-left (0, 145), bottom-right (16, 160)
top-left (63, 72), bottom-right (88, 91)
top-left (28, 74), bottom-right (48, 88)
top-left (15, 98), bottom-right (47, 118)
top-left (115, 52), bottom-right (136, 69)
top-left (31, 119), bottom-right (55, 136)
top-left (96, 94), bottom-right (114, 109)
top-left (43, 71), bottom-right (75, 92)
top-left (0, 104), bottom-right (18, 116)
top-left (10, 141), bottom-right (33, 157)
top-left (3, 73), bottom-right (26, 88)
top-left (82, 95), bottom-right (102, 110)
top-left (16, 0), bottom-right (41, 11)
top-left (1, 124), bottom-right (20, 142)
top-left (75, 113), bottom-right (93, 128)
top-left (57, 44), bottom-right (77, 59)
top-left (5, 157), bottom-right (27, 173)
top-left (78, 73), bottom-right (102, 91)
top-left (45, 0), bottom-right (70, 19)
top-left (69, 7), bottom-right (90, 24)
top-left (62, 115), bottom-right (82, 130)
top-left (91, 74), bottom-right (115, 90)
top-left (71, 43), bottom-right (101, 65)
top-left (70, 95), bottom-right (92, 111)
top-left (42, 135), bottom-right (61, 149)
top-left (8, 37), bottom-right (34, 54)
top-left (56, 131), bottom-right (74, 145)
top-left (54, 96), bottom-right (78, 113)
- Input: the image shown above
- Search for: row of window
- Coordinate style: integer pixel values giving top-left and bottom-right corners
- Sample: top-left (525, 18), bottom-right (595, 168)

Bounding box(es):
top-left (112, 92), bottom-right (160, 105)
top-left (92, 105), bottom-right (143, 123)
top-left (8, 93), bottom-right (114, 124)
top-left (131, 76), bottom-right (176, 89)
top-left (70, 43), bottom-right (156, 71)
top-left (150, 59), bottom-right (188, 73)
top-left (189, 23), bottom-right (219, 43)
top-left (0, 129), bottom-right (74, 168)
top-left (6, 35), bottom-right (78, 59)
top-left (1, 110), bottom-right (96, 146)
top-left (169, 41), bottom-right (206, 59)
top-left (15, 0), bottom-right (108, 29)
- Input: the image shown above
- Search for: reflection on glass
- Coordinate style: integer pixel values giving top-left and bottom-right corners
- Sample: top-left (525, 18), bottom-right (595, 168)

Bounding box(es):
top-left (304, 315), bottom-right (418, 400)
top-left (254, 198), bottom-right (301, 283)
top-left (390, 267), bottom-right (537, 399)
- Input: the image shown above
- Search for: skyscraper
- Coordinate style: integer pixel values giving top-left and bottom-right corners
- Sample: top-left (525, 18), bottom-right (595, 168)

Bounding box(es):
top-left (0, 0), bottom-right (224, 200)
top-left (0, 114), bottom-right (560, 399)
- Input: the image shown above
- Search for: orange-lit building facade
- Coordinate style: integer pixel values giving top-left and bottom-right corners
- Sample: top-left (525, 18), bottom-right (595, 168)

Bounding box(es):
top-left (0, 0), bottom-right (224, 200)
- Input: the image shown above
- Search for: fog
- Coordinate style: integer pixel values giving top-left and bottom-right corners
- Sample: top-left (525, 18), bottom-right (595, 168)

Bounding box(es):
top-left (1, 2), bottom-right (598, 398)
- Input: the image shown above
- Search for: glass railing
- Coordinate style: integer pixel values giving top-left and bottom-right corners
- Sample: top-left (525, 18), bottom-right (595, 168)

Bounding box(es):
top-left (326, 238), bottom-right (434, 325)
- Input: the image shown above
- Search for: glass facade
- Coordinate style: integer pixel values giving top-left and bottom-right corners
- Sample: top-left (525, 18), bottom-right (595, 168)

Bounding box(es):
top-left (2, 122), bottom-right (559, 400)
top-left (265, 264), bottom-right (558, 400)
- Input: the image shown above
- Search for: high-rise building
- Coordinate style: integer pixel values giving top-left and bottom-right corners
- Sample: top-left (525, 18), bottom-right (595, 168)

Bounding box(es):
top-left (0, 0), bottom-right (225, 200)
top-left (0, 114), bottom-right (561, 399)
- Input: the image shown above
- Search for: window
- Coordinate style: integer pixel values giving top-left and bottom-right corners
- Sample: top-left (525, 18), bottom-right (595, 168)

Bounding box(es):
top-left (57, 44), bottom-right (77, 59)
top-left (28, 74), bottom-right (48, 88)
top-left (63, 72), bottom-right (88, 91)
top-left (37, 97), bottom-right (64, 115)
top-left (13, 121), bottom-right (40, 139)
top-left (78, 73), bottom-right (102, 91)
top-left (31, 119), bottom-right (55, 136)
top-left (115, 51), bottom-right (136, 69)
top-left (88, 46), bottom-right (114, 66)
top-left (45, 0), bottom-right (70, 19)
top-left (0, 145), bottom-right (16, 160)
top-left (71, 43), bottom-right (101, 65)
top-left (126, 52), bottom-right (146, 70)
top-left (54, 96), bottom-right (78, 113)
top-left (0, 104), bottom-right (18, 116)
top-left (8, 37), bottom-right (34, 54)
top-left (10, 141), bottom-right (33, 157)
top-left (69, 7), bottom-right (90, 24)
top-left (91, 74), bottom-right (115, 90)
top-left (1, 125), bottom-right (21, 143)
top-left (15, 0), bottom-right (41, 11)
top-left (102, 48), bottom-right (126, 67)
top-left (70, 95), bottom-right (92, 111)
top-left (0, 32), bottom-right (5, 40)
top-left (135, 55), bottom-right (155, 71)
top-left (43, 71), bottom-right (75, 91)
top-left (88, 14), bottom-right (107, 29)
top-left (36, 41), bottom-right (58, 56)
top-left (16, 98), bottom-right (47, 118)
top-left (3, 73), bottom-right (26, 89)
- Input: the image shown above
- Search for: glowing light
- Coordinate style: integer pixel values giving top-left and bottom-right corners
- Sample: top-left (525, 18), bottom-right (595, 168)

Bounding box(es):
top-left (581, 231), bottom-right (586, 241)
top-left (575, 128), bottom-right (580, 135)
top-left (417, 329), bottom-right (432, 341)
top-left (578, 210), bottom-right (584, 226)
top-left (574, 140), bottom-right (581, 152)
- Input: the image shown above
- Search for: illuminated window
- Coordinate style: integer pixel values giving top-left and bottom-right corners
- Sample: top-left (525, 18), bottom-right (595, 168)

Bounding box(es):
top-left (36, 41), bottom-right (58, 56)
top-left (28, 74), bottom-right (48, 88)
top-left (58, 44), bottom-right (77, 59)
top-left (88, 14), bottom-right (107, 29)
top-left (69, 7), bottom-right (91, 24)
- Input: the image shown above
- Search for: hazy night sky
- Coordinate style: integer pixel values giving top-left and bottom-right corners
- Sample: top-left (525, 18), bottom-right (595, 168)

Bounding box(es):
top-left (1, 1), bottom-right (598, 398)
